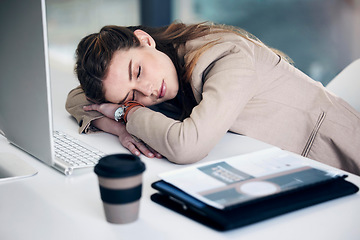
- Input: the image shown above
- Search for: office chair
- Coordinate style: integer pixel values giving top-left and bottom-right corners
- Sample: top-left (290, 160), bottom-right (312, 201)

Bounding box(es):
top-left (326, 59), bottom-right (360, 112)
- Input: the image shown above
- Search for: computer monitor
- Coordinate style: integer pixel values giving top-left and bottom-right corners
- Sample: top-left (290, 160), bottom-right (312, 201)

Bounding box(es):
top-left (0, 0), bottom-right (55, 172)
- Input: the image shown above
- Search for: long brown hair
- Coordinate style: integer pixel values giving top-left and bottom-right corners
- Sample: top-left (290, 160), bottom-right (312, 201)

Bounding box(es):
top-left (75, 22), bottom-right (290, 118)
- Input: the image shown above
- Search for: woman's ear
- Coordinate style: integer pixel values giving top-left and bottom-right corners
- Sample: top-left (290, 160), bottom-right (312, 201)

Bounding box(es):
top-left (134, 29), bottom-right (156, 48)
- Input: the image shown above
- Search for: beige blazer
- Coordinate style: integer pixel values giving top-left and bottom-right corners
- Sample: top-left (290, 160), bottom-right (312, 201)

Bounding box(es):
top-left (66, 33), bottom-right (360, 175)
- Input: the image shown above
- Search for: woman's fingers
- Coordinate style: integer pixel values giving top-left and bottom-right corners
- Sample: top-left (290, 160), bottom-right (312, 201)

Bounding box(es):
top-left (83, 104), bottom-right (99, 111)
top-left (123, 139), bottom-right (162, 159)
top-left (83, 103), bottom-right (119, 119)
top-left (143, 144), bottom-right (163, 158)
top-left (125, 142), bottom-right (141, 156)
top-left (133, 141), bottom-right (155, 158)
top-left (114, 119), bottom-right (162, 159)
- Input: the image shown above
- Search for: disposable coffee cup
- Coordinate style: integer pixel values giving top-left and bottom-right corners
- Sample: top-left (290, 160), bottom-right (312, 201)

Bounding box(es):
top-left (94, 154), bottom-right (146, 224)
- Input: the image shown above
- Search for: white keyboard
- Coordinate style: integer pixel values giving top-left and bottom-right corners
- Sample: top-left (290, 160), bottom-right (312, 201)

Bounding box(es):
top-left (53, 131), bottom-right (105, 174)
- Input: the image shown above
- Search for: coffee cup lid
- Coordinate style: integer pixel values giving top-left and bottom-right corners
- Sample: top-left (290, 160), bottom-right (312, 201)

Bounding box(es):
top-left (94, 154), bottom-right (145, 178)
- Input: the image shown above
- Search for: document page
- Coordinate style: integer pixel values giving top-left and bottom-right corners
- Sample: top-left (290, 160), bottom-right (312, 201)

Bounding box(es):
top-left (159, 148), bottom-right (342, 209)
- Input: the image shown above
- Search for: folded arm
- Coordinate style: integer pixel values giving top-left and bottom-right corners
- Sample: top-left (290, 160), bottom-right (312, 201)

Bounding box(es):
top-left (65, 86), bottom-right (161, 158)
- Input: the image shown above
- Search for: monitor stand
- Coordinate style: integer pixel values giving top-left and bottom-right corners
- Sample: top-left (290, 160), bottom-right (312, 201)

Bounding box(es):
top-left (0, 153), bottom-right (38, 182)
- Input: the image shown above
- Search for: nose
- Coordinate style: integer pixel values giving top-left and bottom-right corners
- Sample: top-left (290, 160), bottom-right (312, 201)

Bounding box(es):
top-left (135, 81), bottom-right (153, 97)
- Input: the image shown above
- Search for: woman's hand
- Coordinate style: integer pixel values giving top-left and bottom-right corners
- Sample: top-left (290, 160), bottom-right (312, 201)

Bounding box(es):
top-left (89, 113), bottom-right (162, 159)
top-left (118, 130), bottom-right (162, 158)
top-left (83, 103), bottom-right (119, 120)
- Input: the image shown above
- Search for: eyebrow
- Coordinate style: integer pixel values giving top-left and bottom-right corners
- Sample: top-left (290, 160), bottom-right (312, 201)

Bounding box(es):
top-left (118, 60), bottom-right (132, 104)
top-left (129, 59), bottom-right (132, 81)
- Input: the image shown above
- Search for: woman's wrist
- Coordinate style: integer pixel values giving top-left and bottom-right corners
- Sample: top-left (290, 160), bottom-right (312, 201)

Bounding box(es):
top-left (114, 101), bottom-right (144, 123)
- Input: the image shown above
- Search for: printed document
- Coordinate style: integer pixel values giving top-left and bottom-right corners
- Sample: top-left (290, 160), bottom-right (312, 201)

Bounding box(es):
top-left (159, 148), bottom-right (342, 209)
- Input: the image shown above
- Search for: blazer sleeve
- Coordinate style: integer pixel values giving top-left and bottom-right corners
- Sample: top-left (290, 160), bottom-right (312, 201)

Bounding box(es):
top-left (126, 40), bottom-right (259, 164)
top-left (65, 86), bottom-right (104, 133)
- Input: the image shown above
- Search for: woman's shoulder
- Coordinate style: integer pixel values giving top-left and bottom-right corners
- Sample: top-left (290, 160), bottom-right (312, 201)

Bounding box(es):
top-left (182, 32), bottom-right (258, 99)
top-left (184, 32), bottom-right (248, 51)
top-left (180, 31), bottom-right (259, 62)
top-left (180, 31), bottom-right (256, 71)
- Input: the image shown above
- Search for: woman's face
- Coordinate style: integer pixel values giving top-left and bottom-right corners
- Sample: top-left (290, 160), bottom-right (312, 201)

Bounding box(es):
top-left (102, 30), bottom-right (179, 106)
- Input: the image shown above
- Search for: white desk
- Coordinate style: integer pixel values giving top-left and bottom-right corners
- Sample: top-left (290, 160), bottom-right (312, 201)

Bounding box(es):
top-left (1, 58), bottom-right (360, 240)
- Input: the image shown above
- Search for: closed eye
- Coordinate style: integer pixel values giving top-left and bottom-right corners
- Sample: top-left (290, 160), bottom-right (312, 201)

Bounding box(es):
top-left (137, 66), bottom-right (141, 78)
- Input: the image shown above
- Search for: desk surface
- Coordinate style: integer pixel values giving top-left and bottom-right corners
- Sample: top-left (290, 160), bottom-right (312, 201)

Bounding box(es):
top-left (1, 58), bottom-right (360, 240)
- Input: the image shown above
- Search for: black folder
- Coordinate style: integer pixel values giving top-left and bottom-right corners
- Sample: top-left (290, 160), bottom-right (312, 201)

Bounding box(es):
top-left (151, 176), bottom-right (359, 231)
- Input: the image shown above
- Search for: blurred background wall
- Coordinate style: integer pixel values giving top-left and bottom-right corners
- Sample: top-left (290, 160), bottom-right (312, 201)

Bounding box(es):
top-left (46, 0), bottom-right (360, 85)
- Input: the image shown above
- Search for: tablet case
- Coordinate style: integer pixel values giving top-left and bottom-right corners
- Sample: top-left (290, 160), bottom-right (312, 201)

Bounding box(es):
top-left (151, 178), bottom-right (359, 231)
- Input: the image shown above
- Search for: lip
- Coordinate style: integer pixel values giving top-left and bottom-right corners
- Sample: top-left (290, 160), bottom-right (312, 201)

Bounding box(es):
top-left (158, 80), bottom-right (166, 99)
